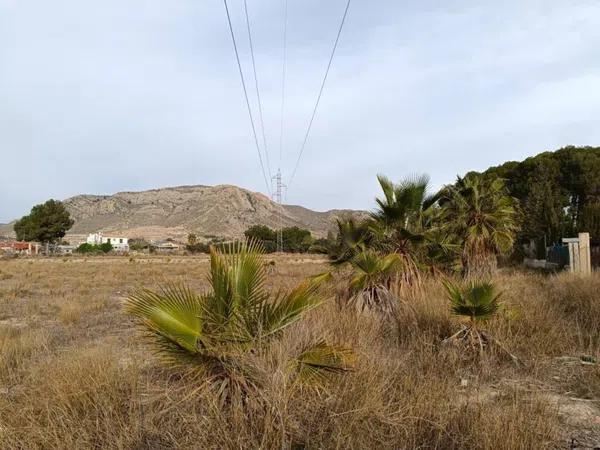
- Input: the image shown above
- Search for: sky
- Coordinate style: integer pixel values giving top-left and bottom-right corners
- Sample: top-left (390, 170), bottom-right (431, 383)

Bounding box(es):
top-left (1, 0), bottom-right (600, 222)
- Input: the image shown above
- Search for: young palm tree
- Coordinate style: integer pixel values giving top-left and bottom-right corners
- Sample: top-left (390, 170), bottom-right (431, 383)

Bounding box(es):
top-left (124, 240), bottom-right (354, 404)
top-left (328, 216), bottom-right (372, 266)
top-left (443, 280), bottom-right (517, 363)
top-left (347, 250), bottom-right (401, 312)
top-left (438, 174), bottom-right (519, 278)
top-left (369, 174), bottom-right (443, 286)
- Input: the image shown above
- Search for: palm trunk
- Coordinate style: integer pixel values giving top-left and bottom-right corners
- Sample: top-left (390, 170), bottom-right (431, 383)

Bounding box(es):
top-left (462, 250), bottom-right (497, 279)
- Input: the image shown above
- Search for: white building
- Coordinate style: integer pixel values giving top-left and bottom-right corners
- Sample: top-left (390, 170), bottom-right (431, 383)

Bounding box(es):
top-left (87, 232), bottom-right (129, 251)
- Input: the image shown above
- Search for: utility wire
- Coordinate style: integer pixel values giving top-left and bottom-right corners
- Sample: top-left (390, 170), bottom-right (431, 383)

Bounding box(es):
top-left (287, 0), bottom-right (351, 189)
top-left (243, 0), bottom-right (271, 180)
top-left (278, 0), bottom-right (289, 170)
top-left (222, 0), bottom-right (271, 195)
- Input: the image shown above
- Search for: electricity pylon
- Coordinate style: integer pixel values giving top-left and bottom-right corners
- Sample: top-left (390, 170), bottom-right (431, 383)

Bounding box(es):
top-left (272, 169), bottom-right (286, 253)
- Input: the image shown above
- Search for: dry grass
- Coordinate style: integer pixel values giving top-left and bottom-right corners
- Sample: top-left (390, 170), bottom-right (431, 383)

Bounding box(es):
top-left (0, 255), bottom-right (599, 449)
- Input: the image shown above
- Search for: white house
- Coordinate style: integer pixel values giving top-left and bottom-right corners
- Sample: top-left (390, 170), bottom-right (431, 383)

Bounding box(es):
top-left (87, 232), bottom-right (129, 251)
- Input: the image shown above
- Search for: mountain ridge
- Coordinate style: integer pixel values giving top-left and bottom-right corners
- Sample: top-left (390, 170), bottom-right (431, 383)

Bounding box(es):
top-left (0, 184), bottom-right (366, 243)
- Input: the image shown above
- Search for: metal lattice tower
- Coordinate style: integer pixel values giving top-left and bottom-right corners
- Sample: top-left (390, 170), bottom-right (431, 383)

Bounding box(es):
top-left (272, 169), bottom-right (286, 253)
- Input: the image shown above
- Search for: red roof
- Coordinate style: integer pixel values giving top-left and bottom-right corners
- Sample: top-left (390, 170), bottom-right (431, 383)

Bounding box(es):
top-left (0, 242), bottom-right (31, 250)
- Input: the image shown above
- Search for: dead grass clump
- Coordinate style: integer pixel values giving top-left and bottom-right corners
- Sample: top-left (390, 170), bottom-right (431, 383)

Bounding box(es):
top-left (0, 327), bottom-right (49, 381)
top-left (0, 284), bottom-right (32, 303)
top-left (0, 270), bottom-right (13, 281)
top-left (0, 346), bottom-right (145, 449)
top-left (284, 333), bottom-right (559, 449)
top-left (546, 274), bottom-right (600, 344)
top-left (58, 303), bottom-right (83, 325)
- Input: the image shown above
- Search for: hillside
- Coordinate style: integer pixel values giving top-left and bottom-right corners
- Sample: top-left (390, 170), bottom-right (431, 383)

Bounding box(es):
top-left (0, 185), bottom-right (365, 243)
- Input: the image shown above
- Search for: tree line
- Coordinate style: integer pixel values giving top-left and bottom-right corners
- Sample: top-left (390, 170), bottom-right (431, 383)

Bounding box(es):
top-left (472, 145), bottom-right (600, 247)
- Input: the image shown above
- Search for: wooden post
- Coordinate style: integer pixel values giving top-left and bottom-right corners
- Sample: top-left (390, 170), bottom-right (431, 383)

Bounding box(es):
top-left (568, 242), bottom-right (575, 273)
top-left (563, 234), bottom-right (592, 275)
top-left (578, 232), bottom-right (591, 276)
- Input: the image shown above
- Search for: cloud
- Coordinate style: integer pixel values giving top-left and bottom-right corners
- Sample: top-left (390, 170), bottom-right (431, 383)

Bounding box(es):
top-left (1, 0), bottom-right (600, 221)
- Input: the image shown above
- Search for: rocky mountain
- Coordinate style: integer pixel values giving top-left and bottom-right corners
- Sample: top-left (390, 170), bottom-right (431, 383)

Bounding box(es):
top-left (0, 185), bottom-right (366, 243)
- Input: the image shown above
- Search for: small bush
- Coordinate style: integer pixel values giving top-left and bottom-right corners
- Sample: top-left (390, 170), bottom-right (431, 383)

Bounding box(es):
top-left (76, 243), bottom-right (112, 254)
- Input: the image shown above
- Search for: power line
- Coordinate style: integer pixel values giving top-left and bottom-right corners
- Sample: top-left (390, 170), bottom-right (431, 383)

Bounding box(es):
top-left (287, 0), bottom-right (351, 189)
top-left (243, 0), bottom-right (271, 179)
top-left (278, 0), bottom-right (289, 169)
top-left (222, 0), bottom-right (271, 195)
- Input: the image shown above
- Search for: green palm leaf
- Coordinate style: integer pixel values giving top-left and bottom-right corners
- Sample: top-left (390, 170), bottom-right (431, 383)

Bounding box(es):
top-left (349, 250), bottom-right (400, 292)
top-left (259, 280), bottom-right (323, 339)
top-left (125, 283), bottom-right (204, 353)
top-left (443, 280), bottom-right (502, 322)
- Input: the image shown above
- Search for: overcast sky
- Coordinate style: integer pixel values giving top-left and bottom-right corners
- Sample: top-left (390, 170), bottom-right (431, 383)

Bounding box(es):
top-left (1, 1), bottom-right (600, 222)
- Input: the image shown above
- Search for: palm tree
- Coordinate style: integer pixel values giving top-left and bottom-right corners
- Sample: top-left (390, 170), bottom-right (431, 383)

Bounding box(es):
top-left (124, 240), bottom-right (354, 404)
top-left (327, 174), bottom-right (455, 310)
top-left (438, 174), bottom-right (519, 278)
top-left (371, 174), bottom-right (431, 238)
top-left (347, 250), bottom-right (401, 312)
top-left (369, 174), bottom-right (441, 286)
top-left (328, 216), bottom-right (372, 266)
top-left (443, 280), bottom-right (517, 363)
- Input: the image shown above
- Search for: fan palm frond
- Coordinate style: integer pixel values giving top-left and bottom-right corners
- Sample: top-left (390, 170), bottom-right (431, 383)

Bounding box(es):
top-left (349, 250), bottom-right (400, 292)
top-left (258, 279), bottom-right (323, 339)
top-left (442, 280), bottom-right (518, 363)
top-left (329, 217), bottom-right (371, 265)
top-left (125, 283), bottom-right (204, 354)
top-left (294, 340), bottom-right (355, 385)
top-left (344, 250), bottom-right (401, 312)
top-left (443, 280), bottom-right (501, 323)
top-left (372, 173), bottom-right (430, 227)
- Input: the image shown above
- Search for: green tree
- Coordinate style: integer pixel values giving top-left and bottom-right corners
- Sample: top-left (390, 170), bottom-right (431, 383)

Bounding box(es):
top-left (521, 160), bottom-right (566, 246)
top-left (124, 240), bottom-right (354, 404)
top-left (580, 202), bottom-right (600, 238)
top-left (14, 200), bottom-right (74, 251)
top-left (99, 242), bottom-right (113, 253)
top-left (438, 174), bottom-right (519, 278)
top-left (76, 243), bottom-right (95, 253)
top-left (244, 225), bottom-right (276, 252)
top-left (476, 146), bottom-right (600, 242)
top-left (76, 242), bottom-right (113, 254)
top-left (308, 236), bottom-right (335, 254)
top-left (282, 226), bottom-right (313, 253)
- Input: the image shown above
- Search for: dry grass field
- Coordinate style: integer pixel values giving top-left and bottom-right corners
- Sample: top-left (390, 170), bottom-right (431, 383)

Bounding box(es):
top-left (1, 255), bottom-right (599, 449)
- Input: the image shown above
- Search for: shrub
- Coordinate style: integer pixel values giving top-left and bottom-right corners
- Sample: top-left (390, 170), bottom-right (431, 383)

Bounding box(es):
top-left (75, 243), bottom-right (113, 254)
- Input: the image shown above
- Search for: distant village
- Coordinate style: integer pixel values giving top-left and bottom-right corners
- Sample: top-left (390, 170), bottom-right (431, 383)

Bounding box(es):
top-left (0, 232), bottom-right (182, 256)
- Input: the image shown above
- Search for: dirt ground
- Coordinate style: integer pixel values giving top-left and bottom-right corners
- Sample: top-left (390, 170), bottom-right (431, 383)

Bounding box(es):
top-left (1, 255), bottom-right (599, 449)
